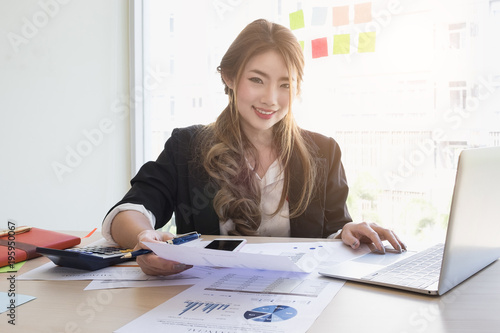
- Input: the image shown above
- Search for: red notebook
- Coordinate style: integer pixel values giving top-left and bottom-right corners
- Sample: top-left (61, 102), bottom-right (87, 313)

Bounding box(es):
top-left (0, 227), bottom-right (81, 267)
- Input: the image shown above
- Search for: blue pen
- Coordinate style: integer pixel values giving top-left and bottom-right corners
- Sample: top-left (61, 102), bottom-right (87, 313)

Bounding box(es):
top-left (166, 232), bottom-right (201, 245)
top-left (120, 232), bottom-right (201, 259)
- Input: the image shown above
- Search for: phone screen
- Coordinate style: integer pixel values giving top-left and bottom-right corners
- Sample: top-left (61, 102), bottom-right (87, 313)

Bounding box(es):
top-left (205, 240), bottom-right (244, 251)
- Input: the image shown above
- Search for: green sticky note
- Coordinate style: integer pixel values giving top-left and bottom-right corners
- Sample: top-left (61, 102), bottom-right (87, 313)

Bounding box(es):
top-left (333, 34), bottom-right (350, 54)
top-left (299, 40), bottom-right (304, 50)
top-left (289, 10), bottom-right (305, 30)
top-left (0, 261), bottom-right (25, 273)
top-left (358, 32), bottom-right (376, 53)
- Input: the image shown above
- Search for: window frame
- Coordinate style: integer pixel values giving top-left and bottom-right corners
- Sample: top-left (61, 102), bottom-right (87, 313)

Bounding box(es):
top-left (129, 0), bottom-right (151, 176)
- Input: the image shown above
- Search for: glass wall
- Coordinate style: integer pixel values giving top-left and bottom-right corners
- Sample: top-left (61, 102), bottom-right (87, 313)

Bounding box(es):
top-left (141, 0), bottom-right (500, 243)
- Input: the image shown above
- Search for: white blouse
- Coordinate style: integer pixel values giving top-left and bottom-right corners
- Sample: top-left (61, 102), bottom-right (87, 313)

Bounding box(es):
top-left (219, 159), bottom-right (290, 237)
top-left (102, 159), bottom-right (291, 243)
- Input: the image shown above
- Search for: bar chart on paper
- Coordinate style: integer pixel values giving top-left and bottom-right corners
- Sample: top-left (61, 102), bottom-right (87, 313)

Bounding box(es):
top-left (205, 272), bottom-right (329, 297)
top-left (179, 300), bottom-right (298, 323)
top-left (115, 269), bottom-right (345, 333)
top-left (180, 301), bottom-right (230, 315)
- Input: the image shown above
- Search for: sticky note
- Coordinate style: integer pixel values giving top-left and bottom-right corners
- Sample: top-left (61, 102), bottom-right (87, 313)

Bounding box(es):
top-left (332, 5), bottom-right (349, 26)
top-left (0, 261), bottom-right (25, 273)
top-left (299, 40), bottom-right (305, 50)
top-left (354, 2), bottom-right (372, 24)
top-left (312, 7), bottom-right (328, 26)
top-left (289, 10), bottom-right (305, 30)
top-left (333, 34), bottom-right (350, 54)
top-left (358, 32), bottom-right (376, 52)
top-left (311, 37), bottom-right (328, 58)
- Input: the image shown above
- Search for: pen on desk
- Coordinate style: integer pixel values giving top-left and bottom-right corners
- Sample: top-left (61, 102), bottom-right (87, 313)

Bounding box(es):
top-left (120, 232), bottom-right (201, 259)
top-left (0, 226), bottom-right (32, 238)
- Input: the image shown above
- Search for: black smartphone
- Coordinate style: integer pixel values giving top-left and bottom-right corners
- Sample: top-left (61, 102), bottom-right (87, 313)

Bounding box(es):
top-left (204, 238), bottom-right (247, 251)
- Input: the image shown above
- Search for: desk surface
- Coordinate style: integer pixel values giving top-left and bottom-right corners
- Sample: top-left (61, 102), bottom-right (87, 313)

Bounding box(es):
top-left (1, 232), bottom-right (499, 333)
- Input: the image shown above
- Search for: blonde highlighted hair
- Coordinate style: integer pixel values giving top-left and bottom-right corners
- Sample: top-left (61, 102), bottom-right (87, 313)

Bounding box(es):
top-left (199, 19), bottom-right (317, 235)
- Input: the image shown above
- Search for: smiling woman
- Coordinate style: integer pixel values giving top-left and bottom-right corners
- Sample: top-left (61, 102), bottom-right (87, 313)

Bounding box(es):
top-left (231, 51), bottom-right (293, 137)
top-left (104, 18), bottom-right (406, 276)
top-left (201, 19), bottom-right (317, 236)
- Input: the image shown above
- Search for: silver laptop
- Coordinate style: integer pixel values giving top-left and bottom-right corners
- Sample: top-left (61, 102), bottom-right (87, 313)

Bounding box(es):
top-left (319, 147), bottom-right (500, 295)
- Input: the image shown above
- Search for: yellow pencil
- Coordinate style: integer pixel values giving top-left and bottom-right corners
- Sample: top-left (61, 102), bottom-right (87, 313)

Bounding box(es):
top-left (0, 226), bottom-right (32, 238)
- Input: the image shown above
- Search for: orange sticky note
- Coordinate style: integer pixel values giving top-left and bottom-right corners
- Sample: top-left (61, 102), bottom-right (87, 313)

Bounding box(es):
top-left (312, 37), bottom-right (328, 58)
top-left (354, 2), bottom-right (372, 24)
top-left (332, 5), bottom-right (349, 26)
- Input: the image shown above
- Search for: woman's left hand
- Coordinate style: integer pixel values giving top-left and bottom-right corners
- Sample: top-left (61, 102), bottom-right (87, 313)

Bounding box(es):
top-left (340, 221), bottom-right (407, 254)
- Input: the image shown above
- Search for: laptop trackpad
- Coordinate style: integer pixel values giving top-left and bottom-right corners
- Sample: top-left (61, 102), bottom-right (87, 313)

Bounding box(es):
top-left (353, 250), bottom-right (415, 265)
top-left (321, 251), bottom-right (416, 279)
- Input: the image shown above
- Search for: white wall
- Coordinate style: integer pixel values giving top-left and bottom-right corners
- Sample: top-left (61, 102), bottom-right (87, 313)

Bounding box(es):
top-left (0, 0), bottom-right (130, 232)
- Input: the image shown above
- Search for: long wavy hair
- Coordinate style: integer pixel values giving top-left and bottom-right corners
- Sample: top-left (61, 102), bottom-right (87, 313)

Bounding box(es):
top-left (198, 19), bottom-right (317, 235)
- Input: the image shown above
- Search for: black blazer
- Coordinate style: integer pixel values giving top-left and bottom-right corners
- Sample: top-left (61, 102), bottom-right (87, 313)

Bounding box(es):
top-left (107, 125), bottom-right (352, 238)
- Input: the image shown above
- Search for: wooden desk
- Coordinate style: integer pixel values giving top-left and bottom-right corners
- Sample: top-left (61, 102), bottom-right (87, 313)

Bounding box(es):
top-left (1, 232), bottom-right (499, 333)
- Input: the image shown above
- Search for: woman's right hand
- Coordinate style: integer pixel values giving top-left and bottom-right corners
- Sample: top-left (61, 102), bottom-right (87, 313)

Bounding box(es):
top-left (134, 229), bottom-right (193, 276)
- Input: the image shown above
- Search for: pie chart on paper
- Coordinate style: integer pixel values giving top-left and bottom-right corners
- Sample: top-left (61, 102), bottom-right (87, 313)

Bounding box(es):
top-left (244, 305), bottom-right (297, 322)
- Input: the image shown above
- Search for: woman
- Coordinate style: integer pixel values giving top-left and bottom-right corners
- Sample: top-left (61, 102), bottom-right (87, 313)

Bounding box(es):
top-left (102, 19), bottom-right (406, 275)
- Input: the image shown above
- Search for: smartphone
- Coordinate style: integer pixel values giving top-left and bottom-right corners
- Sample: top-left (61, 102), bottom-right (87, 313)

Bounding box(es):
top-left (204, 238), bottom-right (247, 252)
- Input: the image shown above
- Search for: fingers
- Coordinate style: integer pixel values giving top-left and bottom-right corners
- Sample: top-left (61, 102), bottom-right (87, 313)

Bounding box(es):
top-left (371, 225), bottom-right (398, 253)
top-left (137, 254), bottom-right (193, 276)
top-left (136, 230), bottom-right (175, 250)
top-left (340, 229), bottom-right (362, 250)
top-left (133, 230), bottom-right (190, 275)
top-left (341, 222), bottom-right (406, 253)
top-left (372, 224), bottom-right (407, 253)
top-left (393, 232), bottom-right (407, 252)
top-left (341, 222), bottom-right (385, 252)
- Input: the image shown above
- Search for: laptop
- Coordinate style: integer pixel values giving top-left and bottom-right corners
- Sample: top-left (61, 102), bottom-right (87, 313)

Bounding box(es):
top-left (319, 146), bottom-right (500, 295)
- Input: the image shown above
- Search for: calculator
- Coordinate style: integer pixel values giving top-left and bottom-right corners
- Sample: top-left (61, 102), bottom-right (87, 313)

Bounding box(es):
top-left (36, 245), bottom-right (134, 271)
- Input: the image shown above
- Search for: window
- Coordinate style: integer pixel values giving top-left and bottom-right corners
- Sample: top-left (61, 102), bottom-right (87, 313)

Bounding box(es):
top-left (448, 22), bottom-right (466, 49)
top-left (132, 0), bottom-right (500, 242)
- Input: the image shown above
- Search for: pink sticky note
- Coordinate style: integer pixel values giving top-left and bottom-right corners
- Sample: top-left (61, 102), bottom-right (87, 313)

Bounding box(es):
top-left (311, 37), bottom-right (328, 58)
top-left (332, 5), bottom-right (349, 26)
top-left (354, 2), bottom-right (372, 24)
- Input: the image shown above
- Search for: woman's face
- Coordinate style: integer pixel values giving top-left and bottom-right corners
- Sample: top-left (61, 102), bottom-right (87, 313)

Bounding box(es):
top-left (233, 50), bottom-right (297, 139)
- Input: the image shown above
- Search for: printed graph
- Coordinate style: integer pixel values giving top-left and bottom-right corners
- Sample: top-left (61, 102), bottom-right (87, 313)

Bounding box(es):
top-left (244, 305), bottom-right (297, 322)
top-left (205, 272), bottom-right (329, 297)
top-left (179, 301), bottom-right (230, 316)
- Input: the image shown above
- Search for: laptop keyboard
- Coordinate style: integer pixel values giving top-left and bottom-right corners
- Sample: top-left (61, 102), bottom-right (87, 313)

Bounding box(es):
top-left (361, 243), bottom-right (444, 289)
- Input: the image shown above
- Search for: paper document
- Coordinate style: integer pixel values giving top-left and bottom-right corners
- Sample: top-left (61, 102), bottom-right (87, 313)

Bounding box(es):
top-left (84, 266), bottom-right (216, 290)
top-left (115, 267), bottom-right (344, 333)
top-left (0, 292), bottom-right (36, 314)
top-left (144, 241), bottom-right (323, 273)
top-left (241, 241), bottom-right (371, 266)
top-left (146, 240), bottom-right (372, 273)
top-left (18, 261), bottom-right (206, 282)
